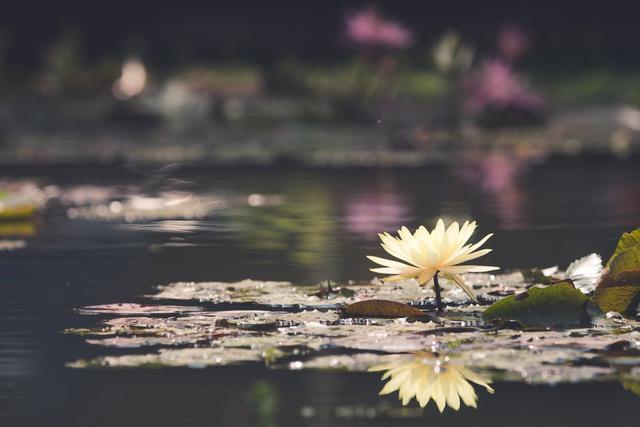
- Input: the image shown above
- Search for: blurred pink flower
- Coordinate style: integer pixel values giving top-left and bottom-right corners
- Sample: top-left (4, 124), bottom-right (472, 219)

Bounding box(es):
top-left (467, 59), bottom-right (544, 113)
top-left (343, 192), bottom-right (411, 239)
top-left (497, 23), bottom-right (530, 62)
top-left (345, 8), bottom-right (413, 50)
top-left (455, 152), bottom-right (524, 192)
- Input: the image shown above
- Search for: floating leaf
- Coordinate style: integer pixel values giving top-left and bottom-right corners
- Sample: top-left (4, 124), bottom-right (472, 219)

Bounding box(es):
top-left (482, 281), bottom-right (590, 328)
top-left (607, 229), bottom-right (640, 268)
top-left (341, 299), bottom-right (427, 318)
top-left (67, 274), bottom-right (640, 385)
top-left (593, 270), bottom-right (640, 315)
top-left (77, 303), bottom-right (203, 315)
top-left (608, 247), bottom-right (640, 275)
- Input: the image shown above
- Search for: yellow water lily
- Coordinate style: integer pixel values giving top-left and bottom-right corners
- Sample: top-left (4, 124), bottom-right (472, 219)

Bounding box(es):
top-left (369, 352), bottom-right (494, 412)
top-left (367, 219), bottom-right (498, 308)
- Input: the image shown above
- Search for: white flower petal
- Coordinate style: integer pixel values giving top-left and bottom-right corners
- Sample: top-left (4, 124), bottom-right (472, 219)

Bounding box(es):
top-left (442, 273), bottom-right (477, 301)
top-left (441, 265), bottom-right (499, 274)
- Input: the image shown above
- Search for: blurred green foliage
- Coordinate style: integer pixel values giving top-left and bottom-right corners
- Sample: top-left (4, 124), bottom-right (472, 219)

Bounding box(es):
top-left (246, 380), bottom-right (279, 427)
top-left (233, 180), bottom-right (335, 268)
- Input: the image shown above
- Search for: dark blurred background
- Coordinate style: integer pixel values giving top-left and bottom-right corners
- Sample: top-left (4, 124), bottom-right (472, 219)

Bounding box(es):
top-left (4, 0), bottom-right (640, 68)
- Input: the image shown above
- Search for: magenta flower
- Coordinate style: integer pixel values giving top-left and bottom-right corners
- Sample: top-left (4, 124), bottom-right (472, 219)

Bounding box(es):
top-left (467, 59), bottom-right (544, 114)
top-left (345, 8), bottom-right (413, 50)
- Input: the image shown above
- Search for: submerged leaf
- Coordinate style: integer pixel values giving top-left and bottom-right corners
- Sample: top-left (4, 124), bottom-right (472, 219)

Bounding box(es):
top-left (482, 281), bottom-right (590, 328)
top-left (593, 270), bottom-right (640, 315)
top-left (341, 300), bottom-right (427, 318)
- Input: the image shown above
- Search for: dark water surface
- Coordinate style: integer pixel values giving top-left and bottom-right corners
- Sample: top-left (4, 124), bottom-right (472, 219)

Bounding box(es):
top-left (2, 158), bottom-right (640, 426)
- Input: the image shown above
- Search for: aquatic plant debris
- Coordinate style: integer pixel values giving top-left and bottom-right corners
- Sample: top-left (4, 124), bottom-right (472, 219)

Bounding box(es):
top-left (66, 264), bottom-right (640, 392)
top-left (76, 303), bottom-right (204, 316)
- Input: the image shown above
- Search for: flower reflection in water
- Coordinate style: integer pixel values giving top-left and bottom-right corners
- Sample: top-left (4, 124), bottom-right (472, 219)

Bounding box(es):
top-left (455, 148), bottom-right (545, 229)
top-left (369, 352), bottom-right (494, 412)
top-left (343, 191), bottom-right (411, 239)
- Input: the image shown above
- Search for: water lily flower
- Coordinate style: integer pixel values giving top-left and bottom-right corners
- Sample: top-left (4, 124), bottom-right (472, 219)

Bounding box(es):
top-left (466, 59), bottom-right (545, 119)
top-left (367, 219), bottom-right (498, 309)
top-left (369, 352), bottom-right (494, 412)
top-left (345, 8), bottom-right (413, 50)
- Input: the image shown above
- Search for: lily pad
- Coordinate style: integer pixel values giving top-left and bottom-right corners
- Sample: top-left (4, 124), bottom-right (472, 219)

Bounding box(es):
top-left (67, 275), bottom-right (640, 387)
top-left (607, 228), bottom-right (640, 268)
top-left (593, 271), bottom-right (640, 315)
top-left (151, 273), bottom-right (528, 309)
top-left (482, 281), bottom-right (591, 328)
top-left (608, 247), bottom-right (640, 275)
top-left (77, 303), bottom-right (204, 315)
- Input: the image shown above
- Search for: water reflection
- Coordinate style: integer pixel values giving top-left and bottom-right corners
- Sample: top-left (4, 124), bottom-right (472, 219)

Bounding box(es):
top-left (66, 192), bottom-right (226, 221)
top-left (343, 191), bottom-right (412, 239)
top-left (0, 180), bottom-right (49, 219)
top-left (233, 182), bottom-right (335, 269)
top-left (0, 222), bottom-right (36, 237)
top-left (454, 148), bottom-right (544, 229)
top-left (369, 352), bottom-right (494, 412)
top-left (246, 380), bottom-right (279, 427)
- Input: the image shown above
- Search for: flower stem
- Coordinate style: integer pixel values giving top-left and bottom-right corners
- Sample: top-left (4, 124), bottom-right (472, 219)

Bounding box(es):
top-left (433, 272), bottom-right (443, 312)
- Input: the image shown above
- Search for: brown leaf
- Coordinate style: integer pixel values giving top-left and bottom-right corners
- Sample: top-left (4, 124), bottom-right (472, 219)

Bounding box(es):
top-left (341, 299), bottom-right (427, 318)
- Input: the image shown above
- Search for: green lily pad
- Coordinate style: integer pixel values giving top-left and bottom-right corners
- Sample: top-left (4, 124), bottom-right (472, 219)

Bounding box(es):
top-left (607, 229), bottom-right (640, 268)
top-left (608, 247), bottom-right (640, 275)
top-left (482, 281), bottom-right (591, 328)
top-left (593, 270), bottom-right (640, 315)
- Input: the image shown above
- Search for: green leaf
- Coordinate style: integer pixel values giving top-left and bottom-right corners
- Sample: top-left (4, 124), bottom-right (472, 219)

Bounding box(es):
top-left (341, 299), bottom-right (427, 318)
top-left (606, 229), bottom-right (640, 268)
top-left (608, 247), bottom-right (640, 275)
top-left (482, 281), bottom-right (590, 328)
top-left (593, 270), bottom-right (640, 315)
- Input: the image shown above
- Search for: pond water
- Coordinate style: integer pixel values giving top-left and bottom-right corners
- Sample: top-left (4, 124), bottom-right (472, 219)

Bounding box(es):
top-left (2, 157), bottom-right (640, 426)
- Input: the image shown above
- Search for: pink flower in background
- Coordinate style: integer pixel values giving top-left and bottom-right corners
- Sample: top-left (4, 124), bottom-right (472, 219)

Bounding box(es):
top-left (345, 8), bottom-right (413, 49)
top-left (467, 59), bottom-right (544, 113)
top-left (497, 23), bottom-right (530, 62)
top-left (344, 192), bottom-right (411, 239)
